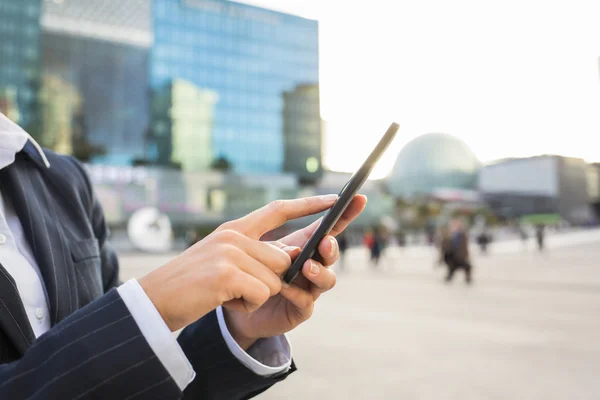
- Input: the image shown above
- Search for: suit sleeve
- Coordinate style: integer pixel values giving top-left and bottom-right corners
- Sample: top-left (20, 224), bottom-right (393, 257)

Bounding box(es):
top-left (179, 311), bottom-right (296, 400)
top-left (67, 156), bottom-right (297, 399)
top-left (0, 289), bottom-right (183, 399)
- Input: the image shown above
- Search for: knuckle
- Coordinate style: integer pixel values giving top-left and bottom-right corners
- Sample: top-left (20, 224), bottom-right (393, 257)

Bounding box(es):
top-left (299, 294), bottom-right (314, 310)
top-left (219, 244), bottom-right (244, 264)
top-left (217, 229), bottom-right (240, 243)
top-left (278, 251), bottom-right (293, 269)
top-left (218, 221), bottom-right (236, 232)
top-left (244, 303), bottom-right (259, 313)
top-left (302, 197), bottom-right (311, 209)
top-left (215, 262), bottom-right (234, 280)
top-left (257, 284), bottom-right (271, 304)
top-left (326, 271), bottom-right (337, 290)
top-left (269, 278), bottom-right (282, 296)
top-left (304, 303), bottom-right (315, 318)
top-left (274, 258), bottom-right (291, 275)
top-left (268, 199), bottom-right (286, 214)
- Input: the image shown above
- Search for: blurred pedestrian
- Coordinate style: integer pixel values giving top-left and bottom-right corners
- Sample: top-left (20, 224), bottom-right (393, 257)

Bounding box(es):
top-left (371, 230), bottom-right (383, 267)
top-left (535, 224), bottom-right (545, 251)
top-left (363, 229), bottom-right (374, 249)
top-left (476, 229), bottom-right (491, 255)
top-left (519, 224), bottom-right (529, 250)
top-left (364, 227), bottom-right (383, 268)
top-left (337, 232), bottom-right (348, 272)
top-left (442, 219), bottom-right (473, 284)
top-left (397, 230), bottom-right (406, 249)
top-left (437, 225), bottom-right (451, 268)
top-left (425, 223), bottom-right (436, 246)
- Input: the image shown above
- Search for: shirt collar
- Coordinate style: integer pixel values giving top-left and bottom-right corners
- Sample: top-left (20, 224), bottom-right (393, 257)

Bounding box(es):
top-left (0, 112), bottom-right (50, 170)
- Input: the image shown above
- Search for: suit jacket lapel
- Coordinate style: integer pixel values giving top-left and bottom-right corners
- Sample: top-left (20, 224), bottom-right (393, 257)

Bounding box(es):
top-left (0, 157), bottom-right (77, 327)
top-left (0, 263), bottom-right (35, 355)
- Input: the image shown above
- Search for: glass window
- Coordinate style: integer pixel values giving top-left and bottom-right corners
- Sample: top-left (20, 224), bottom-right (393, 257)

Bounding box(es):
top-left (156, 2), bottom-right (167, 18)
top-left (207, 14), bottom-right (218, 31)
top-left (195, 32), bottom-right (208, 47)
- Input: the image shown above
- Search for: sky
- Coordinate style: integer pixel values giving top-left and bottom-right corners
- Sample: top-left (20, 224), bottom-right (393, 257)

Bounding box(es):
top-left (241, 0), bottom-right (600, 178)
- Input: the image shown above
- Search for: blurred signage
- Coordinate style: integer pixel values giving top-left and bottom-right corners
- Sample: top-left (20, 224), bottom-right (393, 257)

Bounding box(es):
top-left (85, 164), bottom-right (149, 186)
top-left (430, 188), bottom-right (480, 203)
top-left (182, 0), bottom-right (281, 25)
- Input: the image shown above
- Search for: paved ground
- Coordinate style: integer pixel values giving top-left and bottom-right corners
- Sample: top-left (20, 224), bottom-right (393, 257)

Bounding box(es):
top-left (120, 231), bottom-right (600, 400)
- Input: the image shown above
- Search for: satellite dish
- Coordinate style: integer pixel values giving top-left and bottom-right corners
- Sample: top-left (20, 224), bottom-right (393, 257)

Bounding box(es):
top-left (127, 207), bottom-right (173, 253)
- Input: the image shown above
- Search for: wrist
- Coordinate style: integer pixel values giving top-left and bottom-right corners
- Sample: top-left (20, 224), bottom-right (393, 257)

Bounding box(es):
top-left (138, 274), bottom-right (178, 332)
top-left (222, 308), bottom-right (258, 350)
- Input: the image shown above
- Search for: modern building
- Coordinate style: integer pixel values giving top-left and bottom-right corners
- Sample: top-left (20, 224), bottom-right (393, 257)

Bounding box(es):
top-left (586, 163), bottom-right (600, 220)
top-left (39, 0), bottom-right (152, 164)
top-left (387, 133), bottom-right (481, 199)
top-left (36, 73), bottom-right (82, 155)
top-left (0, 0), bottom-right (41, 127)
top-left (2, 0), bottom-right (321, 175)
top-left (283, 83), bottom-right (323, 181)
top-left (479, 155), bottom-right (595, 224)
top-left (152, 79), bottom-right (218, 170)
top-left (86, 163), bottom-right (390, 234)
top-left (150, 0), bottom-right (320, 173)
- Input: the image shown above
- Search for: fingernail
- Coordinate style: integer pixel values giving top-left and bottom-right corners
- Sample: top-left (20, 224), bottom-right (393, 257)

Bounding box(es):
top-left (329, 237), bottom-right (337, 256)
top-left (309, 261), bottom-right (320, 275)
top-left (282, 246), bottom-right (301, 254)
top-left (320, 194), bottom-right (338, 202)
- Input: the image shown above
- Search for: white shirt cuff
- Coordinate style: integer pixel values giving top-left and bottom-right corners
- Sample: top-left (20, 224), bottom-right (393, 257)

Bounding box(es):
top-left (117, 279), bottom-right (196, 391)
top-left (216, 306), bottom-right (292, 376)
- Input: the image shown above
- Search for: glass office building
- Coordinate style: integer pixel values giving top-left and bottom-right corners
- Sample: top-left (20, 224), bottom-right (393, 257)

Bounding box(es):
top-left (150, 0), bottom-right (321, 174)
top-left (37, 0), bottom-right (152, 165)
top-left (0, 0), bottom-right (41, 128)
top-left (41, 32), bottom-right (150, 164)
top-left (283, 83), bottom-right (323, 181)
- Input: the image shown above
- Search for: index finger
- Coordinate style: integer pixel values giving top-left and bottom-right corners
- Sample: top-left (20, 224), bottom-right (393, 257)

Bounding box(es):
top-left (233, 195), bottom-right (338, 239)
top-left (280, 195), bottom-right (367, 247)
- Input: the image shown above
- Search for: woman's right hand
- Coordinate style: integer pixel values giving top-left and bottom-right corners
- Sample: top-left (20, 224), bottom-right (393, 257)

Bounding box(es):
top-left (138, 195), bottom-right (338, 332)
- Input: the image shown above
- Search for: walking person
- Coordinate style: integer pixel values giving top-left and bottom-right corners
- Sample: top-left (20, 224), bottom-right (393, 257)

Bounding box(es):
top-left (535, 224), bottom-right (546, 251)
top-left (519, 223), bottom-right (529, 250)
top-left (337, 232), bottom-right (348, 272)
top-left (441, 219), bottom-right (473, 284)
top-left (372, 228), bottom-right (386, 267)
top-left (437, 225), bottom-right (451, 268)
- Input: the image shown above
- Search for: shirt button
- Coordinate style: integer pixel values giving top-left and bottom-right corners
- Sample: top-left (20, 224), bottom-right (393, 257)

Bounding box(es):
top-left (0, 234), bottom-right (6, 245)
top-left (35, 308), bottom-right (44, 320)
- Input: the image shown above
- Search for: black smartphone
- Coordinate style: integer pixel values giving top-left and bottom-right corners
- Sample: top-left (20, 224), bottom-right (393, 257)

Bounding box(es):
top-left (282, 122), bottom-right (400, 284)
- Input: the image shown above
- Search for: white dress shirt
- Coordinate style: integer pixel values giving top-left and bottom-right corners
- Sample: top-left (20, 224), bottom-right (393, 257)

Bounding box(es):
top-left (0, 112), bottom-right (291, 391)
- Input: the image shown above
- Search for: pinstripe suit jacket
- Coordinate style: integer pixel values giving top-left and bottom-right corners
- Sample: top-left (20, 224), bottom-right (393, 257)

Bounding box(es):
top-left (0, 141), bottom-right (295, 399)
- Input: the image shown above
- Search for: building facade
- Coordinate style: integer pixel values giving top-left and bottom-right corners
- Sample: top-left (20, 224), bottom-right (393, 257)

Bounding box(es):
top-left (150, 0), bottom-right (320, 173)
top-left (387, 133), bottom-right (481, 198)
top-left (39, 0), bottom-right (152, 165)
top-left (152, 79), bottom-right (218, 170)
top-left (2, 0), bottom-right (321, 175)
top-left (0, 0), bottom-right (41, 127)
top-left (589, 163), bottom-right (600, 219)
top-left (479, 156), bottom-right (595, 224)
top-left (283, 83), bottom-right (323, 181)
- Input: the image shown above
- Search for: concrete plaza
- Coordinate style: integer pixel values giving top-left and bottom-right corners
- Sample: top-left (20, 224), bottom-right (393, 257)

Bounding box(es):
top-left (120, 231), bottom-right (600, 399)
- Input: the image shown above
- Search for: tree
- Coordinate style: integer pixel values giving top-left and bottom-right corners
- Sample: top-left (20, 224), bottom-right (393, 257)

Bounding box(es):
top-left (71, 111), bottom-right (106, 162)
top-left (211, 155), bottom-right (232, 172)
